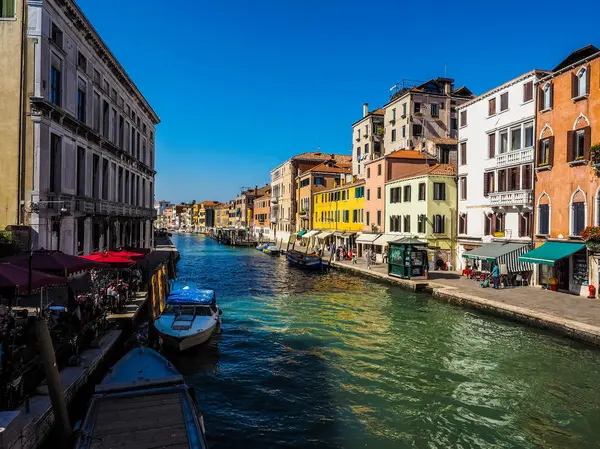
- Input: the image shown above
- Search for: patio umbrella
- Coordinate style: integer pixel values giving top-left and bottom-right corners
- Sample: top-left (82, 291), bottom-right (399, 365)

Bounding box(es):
top-left (2, 250), bottom-right (106, 276)
top-left (80, 253), bottom-right (136, 268)
top-left (0, 262), bottom-right (67, 294)
top-left (100, 250), bottom-right (145, 260)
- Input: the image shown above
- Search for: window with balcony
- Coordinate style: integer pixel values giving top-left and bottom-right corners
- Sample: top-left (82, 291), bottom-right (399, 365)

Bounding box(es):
top-left (418, 182), bottom-right (426, 200)
top-left (524, 123), bottom-right (534, 147)
top-left (50, 134), bottom-right (62, 193)
top-left (50, 64), bottom-right (61, 107)
top-left (522, 165), bottom-right (532, 190)
top-left (499, 130), bottom-right (508, 154)
top-left (459, 213), bottom-right (468, 235)
top-left (488, 98), bottom-right (496, 116)
top-left (498, 169), bottom-right (507, 192)
top-left (511, 126), bottom-right (521, 151)
top-left (459, 176), bottom-right (467, 200)
top-left (500, 92), bottom-right (508, 111)
top-left (1, 0), bottom-right (16, 17)
top-left (509, 167), bottom-right (520, 191)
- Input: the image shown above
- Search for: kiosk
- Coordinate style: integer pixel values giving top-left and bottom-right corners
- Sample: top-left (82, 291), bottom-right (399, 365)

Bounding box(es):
top-left (388, 237), bottom-right (429, 279)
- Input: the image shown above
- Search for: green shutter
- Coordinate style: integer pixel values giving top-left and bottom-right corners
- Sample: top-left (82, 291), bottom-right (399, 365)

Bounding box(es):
top-left (1, 0), bottom-right (15, 18)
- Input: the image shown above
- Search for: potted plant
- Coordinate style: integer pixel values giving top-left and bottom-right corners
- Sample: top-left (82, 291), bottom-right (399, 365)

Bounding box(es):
top-left (581, 226), bottom-right (600, 251)
top-left (589, 144), bottom-right (600, 167)
top-left (548, 277), bottom-right (558, 291)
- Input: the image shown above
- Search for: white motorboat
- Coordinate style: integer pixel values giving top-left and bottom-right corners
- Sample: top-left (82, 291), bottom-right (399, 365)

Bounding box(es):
top-left (154, 286), bottom-right (222, 351)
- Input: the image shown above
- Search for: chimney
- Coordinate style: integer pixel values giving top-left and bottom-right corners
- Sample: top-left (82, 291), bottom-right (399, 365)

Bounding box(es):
top-left (363, 103), bottom-right (369, 117)
top-left (444, 82), bottom-right (452, 95)
top-left (255, 185), bottom-right (258, 195)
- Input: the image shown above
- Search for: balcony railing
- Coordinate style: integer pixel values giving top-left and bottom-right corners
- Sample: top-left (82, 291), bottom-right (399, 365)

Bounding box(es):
top-left (495, 147), bottom-right (534, 168)
top-left (489, 189), bottom-right (533, 207)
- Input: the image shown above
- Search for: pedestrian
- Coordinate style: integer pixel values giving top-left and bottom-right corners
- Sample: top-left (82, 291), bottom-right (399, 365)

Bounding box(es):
top-left (382, 250), bottom-right (388, 264)
top-left (492, 263), bottom-right (500, 289)
top-left (366, 248), bottom-right (372, 269)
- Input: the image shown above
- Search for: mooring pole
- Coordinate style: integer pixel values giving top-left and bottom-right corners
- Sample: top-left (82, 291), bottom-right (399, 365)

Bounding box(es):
top-left (35, 318), bottom-right (72, 444)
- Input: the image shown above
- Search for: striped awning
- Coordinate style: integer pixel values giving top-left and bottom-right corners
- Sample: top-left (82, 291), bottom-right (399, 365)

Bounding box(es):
top-left (356, 233), bottom-right (381, 243)
top-left (465, 242), bottom-right (532, 272)
top-left (316, 231), bottom-right (334, 240)
top-left (303, 230), bottom-right (320, 239)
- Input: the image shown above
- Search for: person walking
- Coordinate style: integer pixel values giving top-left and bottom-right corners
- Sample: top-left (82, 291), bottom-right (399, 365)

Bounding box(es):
top-left (492, 263), bottom-right (500, 289)
top-left (366, 248), bottom-right (372, 270)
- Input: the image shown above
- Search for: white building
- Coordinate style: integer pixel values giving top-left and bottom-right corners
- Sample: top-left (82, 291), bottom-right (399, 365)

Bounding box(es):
top-left (16, 0), bottom-right (159, 254)
top-left (456, 70), bottom-right (549, 270)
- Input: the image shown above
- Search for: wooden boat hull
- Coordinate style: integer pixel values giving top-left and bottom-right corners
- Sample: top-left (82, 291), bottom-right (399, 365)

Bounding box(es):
top-left (159, 320), bottom-right (218, 351)
top-left (286, 252), bottom-right (326, 270)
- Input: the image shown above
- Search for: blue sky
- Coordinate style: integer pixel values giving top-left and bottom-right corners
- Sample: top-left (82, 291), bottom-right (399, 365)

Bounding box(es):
top-left (78, 0), bottom-right (600, 203)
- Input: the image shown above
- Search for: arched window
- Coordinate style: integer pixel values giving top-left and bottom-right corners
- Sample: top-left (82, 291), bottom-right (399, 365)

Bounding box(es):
top-left (542, 83), bottom-right (552, 110)
top-left (575, 67), bottom-right (588, 98)
top-left (570, 189), bottom-right (586, 236)
top-left (537, 193), bottom-right (550, 235)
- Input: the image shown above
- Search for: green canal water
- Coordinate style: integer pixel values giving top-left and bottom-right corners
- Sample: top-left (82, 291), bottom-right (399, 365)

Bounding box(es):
top-left (170, 234), bottom-right (600, 448)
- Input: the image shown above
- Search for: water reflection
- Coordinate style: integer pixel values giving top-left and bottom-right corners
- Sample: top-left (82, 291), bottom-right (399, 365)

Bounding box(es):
top-left (170, 234), bottom-right (600, 449)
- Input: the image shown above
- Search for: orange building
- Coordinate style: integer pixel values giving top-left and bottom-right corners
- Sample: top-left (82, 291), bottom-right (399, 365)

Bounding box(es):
top-left (253, 190), bottom-right (272, 239)
top-left (524, 45), bottom-right (600, 295)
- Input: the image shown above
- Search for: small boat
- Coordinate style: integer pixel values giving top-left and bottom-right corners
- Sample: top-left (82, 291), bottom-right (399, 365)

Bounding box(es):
top-left (286, 249), bottom-right (326, 270)
top-left (74, 347), bottom-right (209, 449)
top-left (256, 242), bottom-right (267, 251)
top-left (154, 285), bottom-right (222, 351)
top-left (262, 242), bottom-right (281, 256)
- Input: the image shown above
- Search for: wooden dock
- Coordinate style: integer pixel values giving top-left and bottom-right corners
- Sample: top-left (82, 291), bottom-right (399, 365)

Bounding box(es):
top-left (0, 330), bottom-right (122, 449)
top-left (107, 292), bottom-right (148, 326)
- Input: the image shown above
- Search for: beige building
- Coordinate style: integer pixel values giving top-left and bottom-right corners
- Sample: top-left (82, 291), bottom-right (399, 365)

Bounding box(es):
top-left (270, 152), bottom-right (351, 241)
top-left (352, 104), bottom-right (385, 177)
top-left (0, 0), bottom-right (159, 254)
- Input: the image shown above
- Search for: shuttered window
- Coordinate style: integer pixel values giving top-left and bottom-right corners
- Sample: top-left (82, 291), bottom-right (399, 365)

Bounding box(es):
top-left (460, 177), bottom-right (467, 200)
top-left (459, 214), bottom-right (468, 235)
top-left (460, 110), bottom-right (467, 127)
top-left (460, 142), bottom-right (467, 165)
top-left (417, 215), bottom-right (425, 233)
top-left (403, 185), bottom-right (411, 202)
top-left (488, 98), bottom-right (496, 116)
top-left (523, 81), bottom-right (533, 102)
top-left (433, 183), bottom-right (446, 200)
top-left (433, 215), bottom-right (445, 234)
top-left (403, 215), bottom-right (411, 233)
top-left (573, 202), bottom-right (585, 236)
top-left (500, 92), bottom-right (508, 111)
top-left (488, 133), bottom-right (495, 158)
top-left (538, 204), bottom-right (550, 235)
top-left (418, 183), bottom-right (426, 200)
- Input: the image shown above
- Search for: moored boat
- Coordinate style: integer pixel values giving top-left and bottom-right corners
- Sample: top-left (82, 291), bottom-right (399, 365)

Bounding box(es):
top-left (74, 347), bottom-right (209, 449)
top-left (256, 242), bottom-right (267, 251)
top-left (286, 249), bottom-right (326, 270)
top-left (154, 285), bottom-right (222, 351)
top-left (263, 242), bottom-right (281, 256)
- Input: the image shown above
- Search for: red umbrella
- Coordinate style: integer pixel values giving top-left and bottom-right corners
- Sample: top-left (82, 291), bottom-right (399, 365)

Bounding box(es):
top-left (0, 262), bottom-right (67, 294)
top-left (99, 250), bottom-right (145, 260)
top-left (80, 253), bottom-right (136, 268)
top-left (2, 250), bottom-right (106, 275)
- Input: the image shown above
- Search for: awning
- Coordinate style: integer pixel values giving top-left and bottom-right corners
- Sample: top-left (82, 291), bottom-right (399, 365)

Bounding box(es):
top-left (356, 233), bottom-right (381, 243)
top-left (317, 231), bottom-right (333, 240)
top-left (518, 241), bottom-right (586, 266)
top-left (464, 242), bottom-right (532, 272)
top-left (373, 233), bottom-right (402, 246)
top-left (333, 231), bottom-right (345, 237)
top-left (297, 230), bottom-right (307, 237)
top-left (303, 230), bottom-right (320, 239)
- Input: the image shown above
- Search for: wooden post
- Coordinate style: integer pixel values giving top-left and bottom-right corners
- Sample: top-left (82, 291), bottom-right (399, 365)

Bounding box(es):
top-left (35, 319), bottom-right (72, 444)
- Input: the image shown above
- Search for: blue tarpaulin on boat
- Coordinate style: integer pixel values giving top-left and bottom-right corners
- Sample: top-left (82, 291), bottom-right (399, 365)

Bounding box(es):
top-left (167, 288), bottom-right (215, 305)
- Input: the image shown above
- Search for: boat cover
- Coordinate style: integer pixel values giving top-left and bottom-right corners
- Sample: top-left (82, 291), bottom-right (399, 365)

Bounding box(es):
top-left (167, 288), bottom-right (216, 305)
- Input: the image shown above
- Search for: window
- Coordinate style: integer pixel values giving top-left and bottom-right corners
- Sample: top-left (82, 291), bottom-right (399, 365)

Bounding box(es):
top-left (403, 185), bottom-right (411, 202)
top-left (538, 138), bottom-right (552, 166)
top-left (433, 183), bottom-right (446, 200)
top-left (523, 81), bottom-right (533, 102)
top-left (495, 213), bottom-right (505, 233)
top-left (355, 186), bottom-right (364, 198)
top-left (498, 169), bottom-right (507, 192)
top-left (431, 103), bottom-right (439, 117)
top-left (1, 0), bottom-right (15, 17)
top-left (519, 212), bottom-right (531, 237)
top-left (511, 126), bottom-right (521, 151)
top-left (367, 167), bottom-right (371, 179)
top-left (377, 164), bottom-right (382, 176)
top-left (460, 142), bottom-right (467, 165)
top-left (484, 213), bottom-right (492, 236)
top-left (50, 64), bottom-right (61, 106)
top-left (460, 177), bottom-right (467, 200)
top-left (50, 23), bottom-right (63, 48)
top-left (390, 187), bottom-right (401, 203)
top-left (377, 210), bottom-right (381, 226)
top-left (391, 129), bottom-right (396, 142)
top-left (573, 67), bottom-right (588, 98)
top-left (50, 134), bottom-right (62, 193)
top-left (76, 78), bottom-right (86, 123)
top-left (500, 92), bottom-right (508, 111)
top-left (413, 124), bottom-right (423, 137)
top-left (522, 165), bottom-right (532, 190)
top-left (499, 130), bottom-right (508, 153)
top-left (392, 108), bottom-right (396, 121)
top-left (541, 83), bottom-right (552, 111)
top-left (418, 183), bottom-right (426, 200)
top-left (574, 129), bottom-right (585, 159)
top-left (403, 215), bottom-right (411, 233)
top-left (460, 110), bottom-right (467, 127)
top-left (459, 214), bottom-right (468, 235)
top-left (488, 133), bottom-right (496, 158)
top-left (402, 125), bottom-right (406, 138)
top-left (93, 92), bottom-right (100, 131)
top-left (451, 118), bottom-right (458, 132)
top-left (103, 79), bottom-right (109, 93)
top-left (366, 189), bottom-right (370, 201)
top-left (433, 215), bottom-right (445, 234)
top-left (509, 167), bottom-right (520, 191)
top-left (414, 102), bottom-right (421, 114)
top-left (417, 215), bottom-right (425, 233)
top-left (103, 100), bottom-right (109, 137)
top-left (402, 103), bottom-right (406, 117)
top-left (524, 123), bottom-right (534, 147)
top-left (94, 69), bottom-right (101, 85)
top-left (314, 177), bottom-right (324, 186)
top-left (573, 201), bottom-right (585, 236)
top-left (389, 215), bottom-right (399, 232)
top-left (365, 143), bottom-right (369, 154)
top-left (77, 52), bottom-right (87, 72)
top-left (488, 98), bottom-right (496, 116)
top-left (377, 187), bottom-right (381, 200)
top-left (538, 204), bottom-right (550, 235)
top-left (357, 146), bottom-right (361, 157)
top-left (366, 211), bottom-right (370, 226)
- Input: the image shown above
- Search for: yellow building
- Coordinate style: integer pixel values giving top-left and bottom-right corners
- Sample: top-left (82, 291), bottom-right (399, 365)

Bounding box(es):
top-left (312, 179), bottom-right (365, 247)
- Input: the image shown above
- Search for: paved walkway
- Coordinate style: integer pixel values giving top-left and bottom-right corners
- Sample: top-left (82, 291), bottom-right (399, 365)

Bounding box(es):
top-left (330, 258), bottom-right (600, 346)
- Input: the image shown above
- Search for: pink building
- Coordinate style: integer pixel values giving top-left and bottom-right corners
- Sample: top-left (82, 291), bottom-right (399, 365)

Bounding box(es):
top-left (363, 150), bottom-right (436, 232)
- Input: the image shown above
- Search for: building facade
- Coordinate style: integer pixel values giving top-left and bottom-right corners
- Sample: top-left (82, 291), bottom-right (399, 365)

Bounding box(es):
top-left (0, 0), bottom-right (159, 254)
top-left (215, 203), bottom-right (230, 228)
top-left (352, 104), bottom-right (384, 177)
top-left (528, 45), bottom-right (600, 295)
top-left (456, 70), bottom-right (548, 268)
top-left (253, 192), bottom-right (271, 239)
top-left (385, 165), bottom-right (457, 267)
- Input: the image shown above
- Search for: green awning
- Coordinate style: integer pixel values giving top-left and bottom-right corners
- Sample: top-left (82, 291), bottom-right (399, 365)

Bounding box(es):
top-left (518, 241), bottom-right (586, 266)
top-left (297, 229), bottom-right (307, 237)
top-left (464, 242), bottom-right (528, 262)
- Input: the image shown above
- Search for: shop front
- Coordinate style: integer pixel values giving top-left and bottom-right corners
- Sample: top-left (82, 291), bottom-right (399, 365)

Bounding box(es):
top-left (463, 242), bottom-right (532, 280)
top-left (519, 242), bottom-right (587, 295)
top-left (355, 233), bottom-right (381, 257)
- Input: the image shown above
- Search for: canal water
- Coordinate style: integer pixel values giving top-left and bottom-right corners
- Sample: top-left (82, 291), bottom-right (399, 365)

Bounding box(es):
top-left (170, 234), bottom-right (600, 449)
